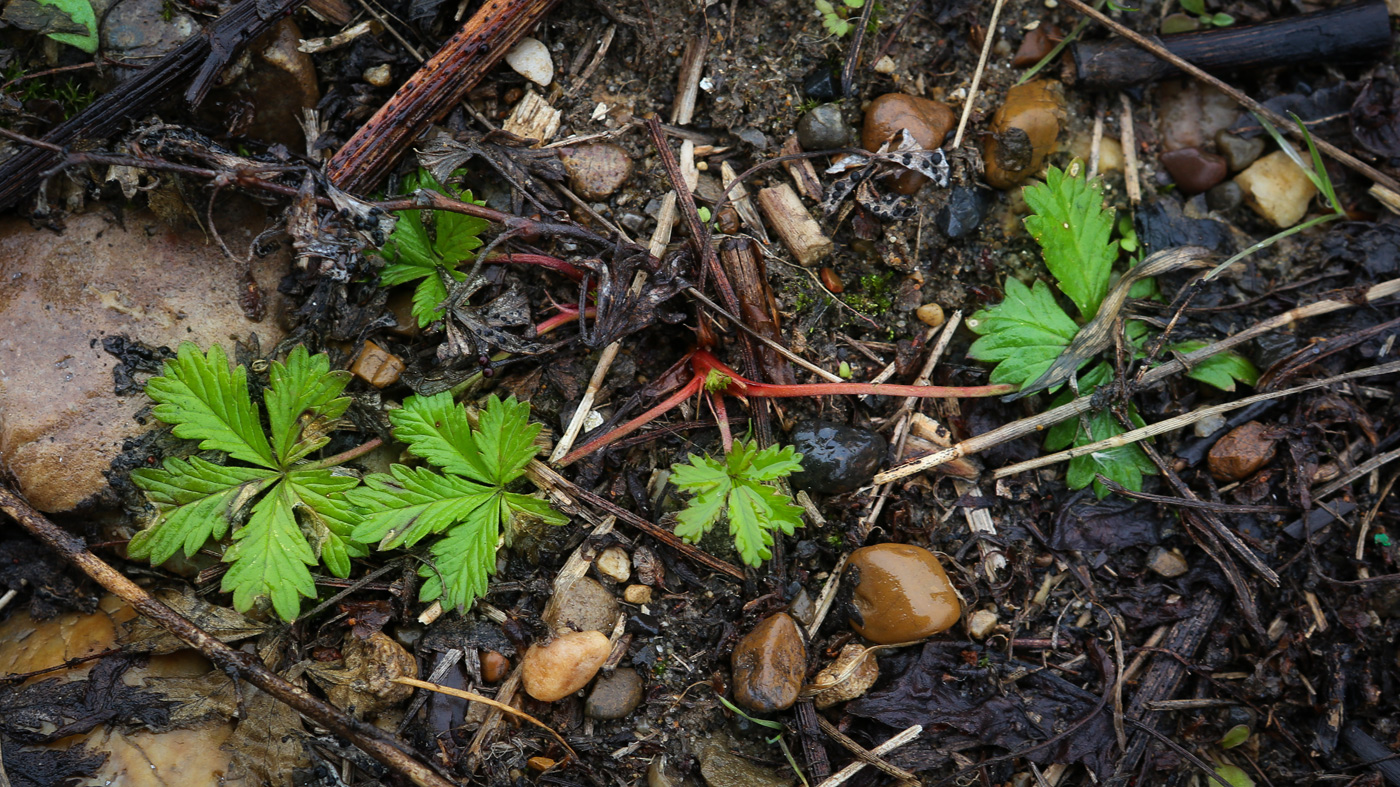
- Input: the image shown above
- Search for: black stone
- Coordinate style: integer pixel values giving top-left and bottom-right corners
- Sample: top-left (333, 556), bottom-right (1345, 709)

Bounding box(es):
top-left (935, 185), bottom-right (990, 238)
top-left (1134, 197), bottom-right (1233, 255)
top-left (789, 421), bottom-right (887, 495)
top-left (802, 65), bottom-right (841, 101)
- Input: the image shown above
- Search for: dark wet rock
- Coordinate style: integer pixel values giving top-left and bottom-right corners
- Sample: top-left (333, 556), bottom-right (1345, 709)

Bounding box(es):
top-left (734, 127), bottom-right (770, 150)
top-left (935, 185), bottom-right (990, 238)
top-left (1215, 131), bottom-right (1265, 172)
top-left (699, 736), bottom-right (794, 787)
top-left (203, 19), bottom-right (319, 148)
top-left (627, 612), bottom-right (662, 637)
top-left (862, 93), bottom-right (956, 194)
top-left (100, 0), bottom-right (196, 75)
top-left (801, 65), bottom-right (840, 101)
top-left (1161, 147), bottom-right (1227, 194)
top-left (846, 544), bottom-right (960, 644)
top-left (731, 613), bottom-right (805, 713)
top-left (543, 576), bottom-right (620, 633)
top-left (1134, 198), bottom-right (1232, 255)
top-left (1012, 26), bottom-right (1058, 68)
top-left (797, 104), bottom-right (849, 151)
top-left (585, 667), bottom-right (644, 720)
top-left (789, 421), bottom-right (887, 494)
top-left (560, 143), bottom-right (633, 201)
top-left (1206, 181), bottom-right (1243, 212)
top-left (1208, 421), bottom-right (1278, 482)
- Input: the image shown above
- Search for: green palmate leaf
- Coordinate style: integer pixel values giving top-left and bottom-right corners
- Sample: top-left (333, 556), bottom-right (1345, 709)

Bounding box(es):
top-left (1044, 364), bottom-right (1156, 498)
top-left (146, 343), bottom-right (276, 468)
top-left (285, 469), bottom-right (367, 579)
top-left (129, 458), bottom-right (279, 564)
top-left (967, 278), bottom-right (1081, 388)
top-left (1169, 341), bottom-right (1259, 392)
top-left (375, 171), bottom-right (488, 328)
top-left (222, 481), bottom-right (318, 622)
top-left (265, 346), bottom-right (352, 465)
top-left (348, 394), bottom-right (565, 611)
top-left (1023, 163), bottom-right (1119, 319)
top-left (670, 441), bottom-right (804, 568)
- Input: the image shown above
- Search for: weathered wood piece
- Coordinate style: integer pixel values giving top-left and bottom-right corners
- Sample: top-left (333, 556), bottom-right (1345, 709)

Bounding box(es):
top-left (327, 0), bottom-right (561, 192)
top-left (0, 0), bottom-right (309, 210)
top-left (1069, 0), bottom-right (1390, 89)
top-left (757, 183), bottom-right (832, 267)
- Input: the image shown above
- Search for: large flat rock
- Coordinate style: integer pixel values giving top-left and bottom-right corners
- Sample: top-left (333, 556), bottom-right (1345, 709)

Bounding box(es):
top-left (0, 206), bottom-right (289, 512)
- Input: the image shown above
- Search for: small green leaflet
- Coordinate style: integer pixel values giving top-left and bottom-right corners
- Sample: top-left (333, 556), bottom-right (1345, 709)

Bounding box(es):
top-left (1043, 364), bottom-right (1156, 498)
top-left (1168, 341), bottom-right (1259, 392)
top-left (129, 344), bottom-right (365, 622)
top-left (670, 441), bottom-right (804, 568)
top-left (1023, 163), bottom-right (1119, 320)
top-left (347, 394), bottom-right (567, 611)
top-left (967, 278), bottom-right (1080, 388)
top-left (374, 170), bottom-right (490, 328)
top-left (2, 0), bottom-right (98, 52)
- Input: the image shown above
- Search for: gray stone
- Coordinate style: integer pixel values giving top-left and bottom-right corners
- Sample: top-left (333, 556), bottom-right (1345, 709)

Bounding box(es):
top-left (1206, 181), bottom-right (1243, 212)
top-left (698, 737), bottom-right (793, 787)
top-left (1216, 131), bottom-right (1265, 172)
top-left (585, 667), bottom-right (644, 719)
top-left (560, 143), bottom-right (633, 201)
top-left (796, 104), bottom-right (849, 151)
top-left (544, 576), bottom-right (620, 633)
top-left (1147, 547), bottom-right (1189, 578)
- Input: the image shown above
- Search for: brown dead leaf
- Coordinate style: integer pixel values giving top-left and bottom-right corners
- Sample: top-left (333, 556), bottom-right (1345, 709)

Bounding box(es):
top-left (119, 587), bottom-right (267, 654)
top-left (304, 632), bottom-right (417, 721)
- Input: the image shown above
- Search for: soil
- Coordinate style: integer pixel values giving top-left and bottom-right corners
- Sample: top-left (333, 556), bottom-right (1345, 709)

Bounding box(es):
top-left (3, 0), bottom-right (1400, 785)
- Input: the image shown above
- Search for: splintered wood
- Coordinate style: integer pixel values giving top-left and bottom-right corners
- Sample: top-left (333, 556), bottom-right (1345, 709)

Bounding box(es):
top-left (758, 183), bottom-right (833, 267)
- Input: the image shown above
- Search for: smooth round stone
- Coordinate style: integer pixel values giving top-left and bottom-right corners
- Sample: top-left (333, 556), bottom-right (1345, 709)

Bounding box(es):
top-left (1206, 180), bottom-right (1243, 212)
top-left (544, 576), bottom-right (620, 633)
top-left (983, 80), bottom-right (1066, 189)
top-left (916, 303), bottom-right (945, 328)
top-left (731, 613), bottom-right (806, 713)
top-left (788, 421), bottom-right (887, 495)
top-left (521, 631), bottom-right (610, 702)
top-left (846, 544), bottom-right (961, 644)
top-left (1161, 147), bottom-right (1228, 194)
top-left (1207, 421), bottom-right (1278, 482)
top-left (797, 104), bottom-right (849, 151)
top-left (585, 667), bottom-right (645, 719)
top-left (861, 93), bottom-right (956, 194)
top-left (560, 143), bottom-right (633, 201)
top-left (504, 36), bottom-right (553, 86)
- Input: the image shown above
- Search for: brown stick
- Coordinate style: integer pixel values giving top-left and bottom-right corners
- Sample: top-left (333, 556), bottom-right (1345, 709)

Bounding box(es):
top-left (0, 0), bottom-right (309, 210)
top-left (327, 0), bottom-right (562, 192)
top-left (0, 484), bottom-right (455, 787)
top-left (1069, 0), bottom-right (1390, 90)
top-left (1062, 0), bottom-right (1400, 195)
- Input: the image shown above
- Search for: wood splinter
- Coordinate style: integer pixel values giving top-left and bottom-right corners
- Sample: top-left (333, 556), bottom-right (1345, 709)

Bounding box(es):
top-left (758, 183), bottom-right (833, 267)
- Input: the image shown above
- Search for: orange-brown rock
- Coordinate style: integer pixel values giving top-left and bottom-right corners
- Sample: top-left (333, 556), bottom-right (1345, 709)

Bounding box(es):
top-left (731, 612), bottom-right (806, 713)
top-left (983, 80), bottom-right (1067, 189)
top-left (1208, 421), bottom-right (1278, 482)
top-left (521, 630), bottom-right (610, 702)
top-left (861, 93), bottom-right (956, 194)
top-left (847, 544), bottom-right (961, 644)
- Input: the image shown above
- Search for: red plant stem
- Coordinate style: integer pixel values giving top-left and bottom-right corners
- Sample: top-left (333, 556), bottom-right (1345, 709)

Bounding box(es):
top-left (558, 376), bottom-right (703, 466)
top-left (489, 253), bottom-right (586, 281)
top-left (534, 305), bottom-right (595, 337)
top-left (691, 350), bottom-right (1015, 399)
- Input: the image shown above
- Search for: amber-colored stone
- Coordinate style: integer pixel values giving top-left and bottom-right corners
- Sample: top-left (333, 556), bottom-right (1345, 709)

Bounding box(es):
top-left (1012, 25), bottom-right (1060, 68)
top-left (521, 630), bottom-right (610, 702)
top-left (820, 267), bottom-right (845, 293)
top-left (847, 544), bottom-right (961, 644)
top-left (481, 650), bottom-right (509, 682)
top-left (861, 93), bottom-right (956, 194)
top-left (351, 339), bottom-right (405, 388)
top-left (528, 757), bottom-right (556, 772)
top-left (983, 80), bottom-right (1066, 190)
top-left (916, 303), bottom-right (945, 328)
top-left (1207, 421), bottom-right (1278, 482)
top-left (731, 612), bottom-right (806, 713)
top-left (1160, 147), bottom-right (1228, 194)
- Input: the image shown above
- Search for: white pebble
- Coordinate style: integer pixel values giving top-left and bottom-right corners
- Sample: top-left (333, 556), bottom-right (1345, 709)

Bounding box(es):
top-left (505, 37), bottom-right (553, 87)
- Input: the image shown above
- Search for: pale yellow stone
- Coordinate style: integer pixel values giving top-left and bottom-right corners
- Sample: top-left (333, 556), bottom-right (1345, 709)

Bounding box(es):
top-left (1234, 150), bottom-right (1318, 228)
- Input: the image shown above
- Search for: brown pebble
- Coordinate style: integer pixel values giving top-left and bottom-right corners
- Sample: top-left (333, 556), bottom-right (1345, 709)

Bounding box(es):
top-left (521, 630), bottom-right (610, 702)
top-left (731, 613), bottom-right (806, 713)
top-left (1207, 421), bottom-right (1278, 482)
top-left (820, 267), bottom-right (845, 293)
top-left (528, 757), bottom-right (555, 772)
top-left (559, 143), bottom-right (633, 201)
top-left (847, 544), bottom-right (961, 644)
top-left (480, 650), bottom-right (509, 683)
top-left (1011, 25), bottom-right (1060, 68)
top-left (1160, 147), bottom-right (1228, 194)
top-left (983, 80), bottom-right (1067, 190)
top-left (504, 87), bottom-right (523, 105)
top-left (861, 93), bottom-right (956, 194)
top-left (916, 303), bottom-right (945, 328)
top-left (351, 340), bottom-right (404, 388)
top-left (623, 584), bottom-right (652, 604)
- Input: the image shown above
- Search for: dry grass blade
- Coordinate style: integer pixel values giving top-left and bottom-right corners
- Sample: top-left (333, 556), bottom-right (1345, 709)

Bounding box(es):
top-left (395, 676), bottom-right (578, 759)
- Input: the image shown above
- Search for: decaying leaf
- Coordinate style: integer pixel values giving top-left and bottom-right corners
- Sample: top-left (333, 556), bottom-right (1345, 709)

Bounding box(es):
top-left (119, 587), bottom-right (268, 655)
top-left (805, 643), bottom-right (880, 709)
top-left (304, 632), bottom-right (417, 720)
top-left (0, 657), bottom-right (173, 744)
top-left (819, 129), bottom-right (950, 220)
top-left (224, 686), bottom-right (310, 787)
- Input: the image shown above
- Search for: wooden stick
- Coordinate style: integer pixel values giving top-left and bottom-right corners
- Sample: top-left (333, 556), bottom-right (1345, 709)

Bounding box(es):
top-left (873, 277), bottom-right (1400, 484)
top-left (1062, 0), bottom-right (1400, 195)
top-left (816, 716), bottom-right (917, 785)
top-left (949, 0), bottom-right (1008, 151)
top-left (395, 677), bottom-right (576, 758)
top-left (1069, 0), bottom-right (1390, 90)
top-left (814, 724), bottom-right (923, 787)
top-left (327, 0), bottom-right (561, 192)
top-left (0, 483), bottom-right (454, 787)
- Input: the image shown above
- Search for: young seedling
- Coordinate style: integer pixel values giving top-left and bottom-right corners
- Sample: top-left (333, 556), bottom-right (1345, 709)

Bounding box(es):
top-left (128, 344), bottom-right (374, 621)
top-left (558, 348), bottom-right (1015, 466)
top-left (670, 440), bottom-right (804, 568)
